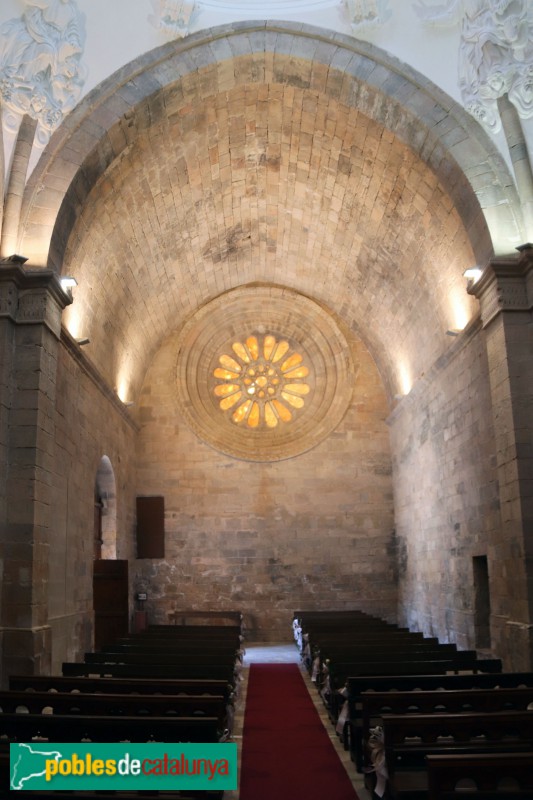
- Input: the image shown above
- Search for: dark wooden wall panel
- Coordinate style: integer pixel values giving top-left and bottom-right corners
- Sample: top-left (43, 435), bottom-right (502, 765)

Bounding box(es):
top-left (136, 495), bottom-right (165, 558)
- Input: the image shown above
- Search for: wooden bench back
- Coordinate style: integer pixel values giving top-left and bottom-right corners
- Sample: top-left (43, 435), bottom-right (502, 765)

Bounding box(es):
top-left (61, 662), bottom-right (236, 682)
top-left (426, 752), bottom-right (533, 799)
top-left (9, 674), bottom-right (232, 697)
top-left (0, 712), bottom-right (220, 742)
top-left (0, 689), bottom-right (227, 721)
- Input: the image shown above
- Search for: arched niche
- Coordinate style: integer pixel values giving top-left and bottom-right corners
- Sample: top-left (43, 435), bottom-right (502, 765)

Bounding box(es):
top-left (94, 455), bottom-right (117, 560)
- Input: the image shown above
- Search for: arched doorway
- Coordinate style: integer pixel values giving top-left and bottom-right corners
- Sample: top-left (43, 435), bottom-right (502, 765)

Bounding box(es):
top-left (94, 455), bottom-right (117, 560)
top-left (93, 455), bottom-right (128, 649)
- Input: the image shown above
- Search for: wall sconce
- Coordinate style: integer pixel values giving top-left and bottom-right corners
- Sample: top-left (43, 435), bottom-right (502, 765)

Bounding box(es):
top-left (446, 329), bottom-right (461, 336)
top-left (60, 276), bottom-right (78, 294)
top-left (76, 337), bottom-right (90, 346)
top-left (463, 267), bottom-right (482, 284)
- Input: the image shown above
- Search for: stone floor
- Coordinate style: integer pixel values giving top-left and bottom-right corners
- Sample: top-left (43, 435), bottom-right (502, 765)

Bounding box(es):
top-left (226, 642), bottom-right (372, 800)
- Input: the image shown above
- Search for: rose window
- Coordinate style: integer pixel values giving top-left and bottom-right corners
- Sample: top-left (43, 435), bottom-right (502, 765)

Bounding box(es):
top-left (213, 334), bottom-right (310, 428)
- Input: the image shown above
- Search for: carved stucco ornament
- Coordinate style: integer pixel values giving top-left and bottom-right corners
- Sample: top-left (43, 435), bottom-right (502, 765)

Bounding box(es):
top-left (413, 0), bottom-right (533, 134)
top-left (345, 0), bottom-right (392, 31)
top-left (0, 0), bottom-right (87, 147)
top-left (148, 0), bottom-right (196, 39)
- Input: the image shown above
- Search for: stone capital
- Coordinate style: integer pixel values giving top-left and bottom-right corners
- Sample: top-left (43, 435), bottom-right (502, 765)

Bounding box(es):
top-left (468, 243), bottom-right (533, 328)
top-left (0, 258), bottom-right (72, 337)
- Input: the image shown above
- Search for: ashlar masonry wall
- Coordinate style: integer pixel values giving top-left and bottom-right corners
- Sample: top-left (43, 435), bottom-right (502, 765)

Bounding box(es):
top-left (49, 340), bottom-right (138, 672)
top-left (389, 321), bottom-right (501, 654)
top-left (134, 327), bottom-right (396, 640)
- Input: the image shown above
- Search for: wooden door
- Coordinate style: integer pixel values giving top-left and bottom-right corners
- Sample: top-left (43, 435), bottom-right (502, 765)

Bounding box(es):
top-left (93, 560), bottom-right (129, 650)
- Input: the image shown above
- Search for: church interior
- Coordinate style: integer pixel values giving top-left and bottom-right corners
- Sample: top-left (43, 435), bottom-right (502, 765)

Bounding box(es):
top-left (0, 0), bottom-right (533, 699)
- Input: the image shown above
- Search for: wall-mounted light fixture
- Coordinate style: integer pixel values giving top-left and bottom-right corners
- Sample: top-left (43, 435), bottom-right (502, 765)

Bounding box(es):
top-left (463, 267), bottom-right (482, 284)
top-left (60, 276), bottom-right (78, 293)
top-left (76, 337), bottom-right (90, 346)
top-left (446, 329), bottom-right (461, 337)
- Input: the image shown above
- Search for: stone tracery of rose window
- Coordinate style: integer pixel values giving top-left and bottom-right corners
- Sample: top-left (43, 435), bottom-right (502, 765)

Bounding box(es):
top-left (213, 334), bottom-right (310, 428)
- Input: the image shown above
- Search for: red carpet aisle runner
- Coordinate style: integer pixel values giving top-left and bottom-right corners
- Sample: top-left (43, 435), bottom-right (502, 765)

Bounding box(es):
top-left (239, 664), bottom-right (360, 800)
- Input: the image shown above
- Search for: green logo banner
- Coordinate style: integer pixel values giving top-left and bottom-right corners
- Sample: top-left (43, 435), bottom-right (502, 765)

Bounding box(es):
top-left (10, 742), bottom-right (238, 791)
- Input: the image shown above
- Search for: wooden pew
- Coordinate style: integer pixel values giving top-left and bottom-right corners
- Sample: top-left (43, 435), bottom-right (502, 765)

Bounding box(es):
top-left (3, 616), bottom-right (241, 797)
top-left (84, 652), bottom-right (238, 666)
top-left (381, 711), bottom-right (533, 799)
top-left (0, 711), bottom-right (220, 742)
top-left (346, 672), bottom-right (533, 772)
top-left (0, 689), bottom-right (227, 723)
top-left (323, 647), bottom-right (488, 673)
top-left (61, 661), bottom-right (237, 683)
top-left (359, 687), bottom-right (533, 774)
top-left (9, 674), bottom-right (233, 699)
top-left (297, 610), bottom-right (502, 717)
top-left (426, 752), bottom-right (533, 800)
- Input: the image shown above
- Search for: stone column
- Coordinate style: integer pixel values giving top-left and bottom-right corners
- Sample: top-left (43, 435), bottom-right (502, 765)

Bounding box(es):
top-left (469, 243), bottom-right (533, 670)
top-left (0, 258), bottom-right (71, 686)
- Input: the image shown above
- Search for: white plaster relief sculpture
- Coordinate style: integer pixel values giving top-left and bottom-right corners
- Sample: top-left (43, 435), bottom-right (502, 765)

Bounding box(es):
top-left (148, 0), bottom-right (196, 39)
top-left (346, 0), bottom-right (392, 30)
top-left (413, 0), bottom-right (533, 134)
top-left (0, 0), bottom-right (87, 147)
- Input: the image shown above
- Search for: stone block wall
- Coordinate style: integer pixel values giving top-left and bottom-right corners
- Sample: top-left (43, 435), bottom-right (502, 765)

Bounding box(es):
top-left (389, 322), bottom-right (501, 653)
top-left (48, 341), bottom-right (137, 672)
top-left (134, 326), bottom-right (396, 640)
top-left (0, 318), bottom-right (14, 647)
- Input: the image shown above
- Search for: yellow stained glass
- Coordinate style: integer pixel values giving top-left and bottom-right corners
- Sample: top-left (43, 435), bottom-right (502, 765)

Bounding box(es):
top-left (247, 401), bottom-right (260, 427)
top-left (272, 399), bottom-right (292, 422)
top-left (271, 340), bottom-right (289, 362)
top-left (281, 391), bottom-right (305, 409)
top-left (284, 383), bottom-right (310, 396)
top-left (265, 402), bottom-right (278, 428)
top-left (220, 354), bottom-right (242, 372)
top-left (232, 342), bottom-right (250, 363)
top-left (214, 383), bottom-right (240, 397)
top-left (232, 399), bottom-right (252, 423)
top-left (214, 334), bottom-right (310, 428)
top-left (281, 353), bottom-right (303, 372)
top-left (246, 336), bottom-right (259, 360)
top-left (220, 392), bottom-right (242, 410)
top-left (264, 335), bottom-right (276, 360)
top-left (214, 367), bottom-right (240, 380)
top-left (284, 366), bottom-right (309, 379)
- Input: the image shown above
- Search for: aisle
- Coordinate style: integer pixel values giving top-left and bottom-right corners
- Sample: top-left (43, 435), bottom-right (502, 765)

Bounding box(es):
top-left (239, 663), bottom-right (361, 800)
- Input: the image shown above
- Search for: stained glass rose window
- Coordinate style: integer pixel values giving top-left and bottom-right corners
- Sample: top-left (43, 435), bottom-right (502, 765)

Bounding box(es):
top-left (213, 335), bottom-right (310, 428)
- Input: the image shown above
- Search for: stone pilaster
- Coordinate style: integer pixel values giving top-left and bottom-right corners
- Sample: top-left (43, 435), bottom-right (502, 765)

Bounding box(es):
top-left (469, 243), bottom-right (533, 669)
top-left (0, 258), bottom-right (71, 686)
